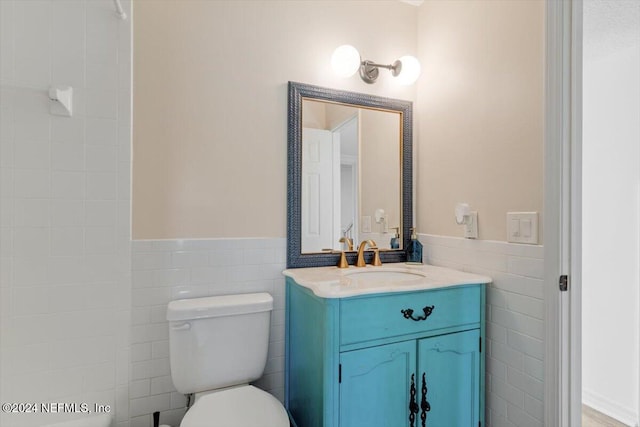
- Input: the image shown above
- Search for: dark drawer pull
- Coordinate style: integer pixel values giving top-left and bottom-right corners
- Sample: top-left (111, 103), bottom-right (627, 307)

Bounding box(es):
top-left (401, 305), bottom-right (435, 321)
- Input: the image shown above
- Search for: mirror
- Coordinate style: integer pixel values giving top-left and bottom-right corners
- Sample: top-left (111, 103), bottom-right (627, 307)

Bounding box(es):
top-left (287, 82), bottom-right (413, 268)
top-left (301, 99), bottom-right (401, 253)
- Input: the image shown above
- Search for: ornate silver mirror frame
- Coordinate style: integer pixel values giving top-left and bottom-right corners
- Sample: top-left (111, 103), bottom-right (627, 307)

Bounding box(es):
top-left (287, 81), bottom-right (413, 268)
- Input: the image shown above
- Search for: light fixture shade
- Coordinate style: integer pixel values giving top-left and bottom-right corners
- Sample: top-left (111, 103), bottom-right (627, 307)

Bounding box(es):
top-left (331, 45), bottom-right (361, 78)
top-left (396, 55), bottom-right (421, 85)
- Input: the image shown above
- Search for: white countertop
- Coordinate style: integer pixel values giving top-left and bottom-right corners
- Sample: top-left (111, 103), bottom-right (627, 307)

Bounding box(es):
top-left (283, 263), bottom-right (492, 298)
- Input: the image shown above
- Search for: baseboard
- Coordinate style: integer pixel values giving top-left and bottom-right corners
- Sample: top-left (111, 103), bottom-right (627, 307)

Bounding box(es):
top-left (583, 389), bottom-right (639, 427)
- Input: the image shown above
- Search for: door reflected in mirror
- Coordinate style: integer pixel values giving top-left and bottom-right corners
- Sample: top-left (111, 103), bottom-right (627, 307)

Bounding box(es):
top-left (301, 99), bottom-right (401, 254)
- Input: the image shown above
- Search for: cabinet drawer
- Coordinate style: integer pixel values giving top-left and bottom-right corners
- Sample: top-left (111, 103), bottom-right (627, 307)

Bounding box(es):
top-left (339, 285), bottom-right (481, 345)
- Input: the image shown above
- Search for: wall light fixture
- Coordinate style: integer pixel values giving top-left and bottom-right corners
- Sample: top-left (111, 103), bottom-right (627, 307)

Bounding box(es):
top-left (331, 45), bottom-right (421, 85)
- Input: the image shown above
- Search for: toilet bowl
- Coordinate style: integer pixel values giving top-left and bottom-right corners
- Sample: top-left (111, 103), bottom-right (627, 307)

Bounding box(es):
top-left (167, 293), bottom-right (289, 427)
top-left (181, 385), bottom-right (289, 427)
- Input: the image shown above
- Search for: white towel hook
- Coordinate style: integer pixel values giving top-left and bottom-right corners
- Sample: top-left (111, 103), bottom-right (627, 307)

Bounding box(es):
top-left (113, 0), bottom-right (127, 20)
top-left (48, 86), bottom-right (73, 117)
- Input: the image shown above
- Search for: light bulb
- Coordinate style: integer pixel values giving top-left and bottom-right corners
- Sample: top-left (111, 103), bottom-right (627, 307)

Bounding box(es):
top-left (331, 45), bottom-right (361, 78)
top-left (396, 55), bottom-right (421, 85)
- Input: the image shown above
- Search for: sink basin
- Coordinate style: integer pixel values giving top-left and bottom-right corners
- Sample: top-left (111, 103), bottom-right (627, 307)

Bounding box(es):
top-left (344, 270), bottom-right (426, 282)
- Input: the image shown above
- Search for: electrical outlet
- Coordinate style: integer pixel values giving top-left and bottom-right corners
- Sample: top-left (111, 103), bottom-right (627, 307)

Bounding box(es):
top-left (362, 216), bottom-right (372, 233)
top-left (464, 211), bottom-right (478, 239)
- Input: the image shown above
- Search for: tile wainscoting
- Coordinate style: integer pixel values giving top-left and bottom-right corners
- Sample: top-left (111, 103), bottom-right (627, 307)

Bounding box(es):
top-left (421, 234), bottom-right (544, 427)
top-left (131, 235), bottom-right (544, 427)
top-left (129, 238), bottom-right (287, 427)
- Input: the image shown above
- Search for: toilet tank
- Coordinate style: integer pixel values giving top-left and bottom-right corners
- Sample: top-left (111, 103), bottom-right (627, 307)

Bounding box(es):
top-left (167, 293), bottom-right (273, 395)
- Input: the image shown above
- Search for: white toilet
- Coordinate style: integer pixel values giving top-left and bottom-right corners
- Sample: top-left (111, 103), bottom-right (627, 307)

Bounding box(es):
top-left (167, 293), bottom-right (290, 427)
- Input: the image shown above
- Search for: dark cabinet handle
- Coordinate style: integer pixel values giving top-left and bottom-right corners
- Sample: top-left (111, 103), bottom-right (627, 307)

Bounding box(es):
top-left (409, 373), bottom-right (419, 427)
top-left (420, 372), bottom-right (430, 427)
top-left (401, 305), bottom-right (435, 321)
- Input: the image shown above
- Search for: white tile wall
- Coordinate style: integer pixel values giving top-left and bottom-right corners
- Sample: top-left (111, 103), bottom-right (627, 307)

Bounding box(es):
top-left (129, 238), bottom-right (287, 427)
top-left (0, 1), bottom-right (131, 426)
top-left (420, 234), bottom-right (544, 427)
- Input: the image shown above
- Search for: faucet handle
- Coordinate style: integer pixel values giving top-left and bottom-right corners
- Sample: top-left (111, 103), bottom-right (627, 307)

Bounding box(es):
top-left (371, 247), bottom-right (382, 266)
top-left (339, 236), bottom-right (354, 251)
top-left (334, 250), bottom-right (349, 268)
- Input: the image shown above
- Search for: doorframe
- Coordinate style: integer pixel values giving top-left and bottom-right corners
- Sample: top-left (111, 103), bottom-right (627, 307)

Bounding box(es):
top-left (332, 115), bottom-right (359, 246)
top-left (544, 0), bottom-right (582, 426)
top-left (569, 2), bottom-right (583, 425)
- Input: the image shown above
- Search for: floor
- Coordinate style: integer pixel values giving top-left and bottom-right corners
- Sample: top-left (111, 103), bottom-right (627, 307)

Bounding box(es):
top-left (582, 405), bottom-right (628, 427)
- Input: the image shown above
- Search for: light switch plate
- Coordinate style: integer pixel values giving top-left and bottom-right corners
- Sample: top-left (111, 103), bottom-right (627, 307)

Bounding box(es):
top-left (507, 212), bottom-right (538, 244)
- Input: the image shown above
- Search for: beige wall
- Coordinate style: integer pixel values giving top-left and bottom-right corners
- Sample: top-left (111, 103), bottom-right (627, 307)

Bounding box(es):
top-left (133, 0), bottom-right (543, 243)
top-left (133, 0), bottom-right (417, 239)
top-left (415, 0), bottom-right (544, 241)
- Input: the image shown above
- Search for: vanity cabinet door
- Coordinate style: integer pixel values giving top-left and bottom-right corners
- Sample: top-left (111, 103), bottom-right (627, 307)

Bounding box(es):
top-left (416, 329), bottom-right (481, 427)
top-left (339, 340), bottom-right (417, 427)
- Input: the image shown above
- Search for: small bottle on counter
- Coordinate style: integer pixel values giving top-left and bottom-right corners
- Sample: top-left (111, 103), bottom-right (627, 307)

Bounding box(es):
top-left (406, 227), bottom-right (423, 264)
top-left (390, 227), bottom-right (400, 249)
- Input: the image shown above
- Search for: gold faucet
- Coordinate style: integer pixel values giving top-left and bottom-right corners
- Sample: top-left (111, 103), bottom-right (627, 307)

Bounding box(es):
top-left (339, 236), bottom-right (354, 251)
top-left (356, 240), bottom-right (382, 267)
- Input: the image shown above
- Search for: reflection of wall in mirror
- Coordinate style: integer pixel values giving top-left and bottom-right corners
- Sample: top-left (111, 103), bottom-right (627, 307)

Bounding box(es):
top-left (325, 104), bottom-right (357, 130)
top-left (359, 109), bottom-right (401, 249)
top-left (302, 99), bottom-right (327, 129)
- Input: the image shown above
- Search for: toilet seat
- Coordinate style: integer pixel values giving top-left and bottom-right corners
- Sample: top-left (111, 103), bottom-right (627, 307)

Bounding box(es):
top-left (180, 385), bottom-right (289, 427)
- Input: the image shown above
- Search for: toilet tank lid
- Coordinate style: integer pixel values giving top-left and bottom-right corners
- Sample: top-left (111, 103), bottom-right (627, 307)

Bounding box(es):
top-left (167, 293), bottom-right (273, 321)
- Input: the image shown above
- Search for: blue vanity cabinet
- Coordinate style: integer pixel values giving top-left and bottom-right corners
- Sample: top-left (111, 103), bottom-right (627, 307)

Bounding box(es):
top-left (339, 341), bottom-right (416, 427)
top-left (416, 329), bottom-right (482, 426)
top-left (285, 278), bottom-right (486, 427)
